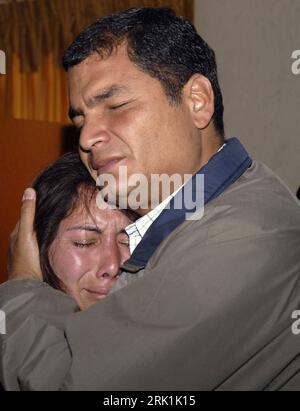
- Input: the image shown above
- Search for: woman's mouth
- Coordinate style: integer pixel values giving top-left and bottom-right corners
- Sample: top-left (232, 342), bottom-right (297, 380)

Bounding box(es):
top-left (84, 288), bottom-right (111, 300)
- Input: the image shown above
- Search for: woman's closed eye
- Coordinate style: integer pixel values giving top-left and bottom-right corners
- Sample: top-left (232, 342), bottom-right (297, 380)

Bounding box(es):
top-left (73, 241), bottom-right (97, 249)
top-left (118, 233), bottom-right (130, 247)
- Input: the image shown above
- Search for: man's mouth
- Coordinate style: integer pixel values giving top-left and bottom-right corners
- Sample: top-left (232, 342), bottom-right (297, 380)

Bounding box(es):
top-left (92, 157), bottom-right (124, 174)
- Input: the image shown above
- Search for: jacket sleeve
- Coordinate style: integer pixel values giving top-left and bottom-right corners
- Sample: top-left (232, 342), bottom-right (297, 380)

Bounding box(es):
top-left (0, 280), bottom-right (78, 391)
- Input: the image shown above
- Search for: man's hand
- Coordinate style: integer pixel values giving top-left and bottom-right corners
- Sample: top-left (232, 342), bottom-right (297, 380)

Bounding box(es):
top-left (8, 188), bottom-right (42, 281)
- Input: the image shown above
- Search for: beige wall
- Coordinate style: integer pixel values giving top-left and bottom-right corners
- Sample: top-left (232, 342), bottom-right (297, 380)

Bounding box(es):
top-left (195, 0), bottom-right (300, 193)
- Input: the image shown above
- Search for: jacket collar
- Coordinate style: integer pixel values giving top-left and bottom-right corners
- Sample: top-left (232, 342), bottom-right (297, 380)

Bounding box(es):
top-left (122, 138), bottom-right (252, 272)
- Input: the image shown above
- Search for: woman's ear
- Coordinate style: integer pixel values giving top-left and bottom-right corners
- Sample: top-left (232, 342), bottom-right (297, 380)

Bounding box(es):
top-left (183, 74), bottom-right (215, 129)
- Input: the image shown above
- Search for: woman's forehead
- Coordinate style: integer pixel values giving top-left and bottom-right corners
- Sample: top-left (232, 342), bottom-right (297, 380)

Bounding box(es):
top-left (61, 199), bottom-right (131, 231)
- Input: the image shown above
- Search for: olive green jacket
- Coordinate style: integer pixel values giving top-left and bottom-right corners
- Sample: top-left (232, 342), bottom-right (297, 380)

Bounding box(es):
top-left (1, 161), bottom-right (300, 391)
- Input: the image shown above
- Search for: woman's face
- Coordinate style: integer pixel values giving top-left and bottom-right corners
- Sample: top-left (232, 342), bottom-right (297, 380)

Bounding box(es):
top-left (49, 195), bottom-right (132, 310)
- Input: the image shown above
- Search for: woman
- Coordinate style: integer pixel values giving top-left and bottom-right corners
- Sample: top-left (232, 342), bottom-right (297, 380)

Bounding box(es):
top-left (33, 151), bottom-right (135, 310)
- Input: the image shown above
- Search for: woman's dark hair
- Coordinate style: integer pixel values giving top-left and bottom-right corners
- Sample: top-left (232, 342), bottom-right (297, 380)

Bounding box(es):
top-left (33, 151), bottom-right (97, 290)
top-left (33, 151), bottom-right (137, 291)
top-left (62, 7), bottom-right (225, 139)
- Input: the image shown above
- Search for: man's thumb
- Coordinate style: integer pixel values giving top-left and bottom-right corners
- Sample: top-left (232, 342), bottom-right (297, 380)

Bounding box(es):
top-left (19, 188), bottom-right (36, 236)
top-left (22, 188), bottom-right (36, 202)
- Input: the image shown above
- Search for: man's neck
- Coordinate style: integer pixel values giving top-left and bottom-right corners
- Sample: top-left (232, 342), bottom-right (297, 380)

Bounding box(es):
top-left (135, 136), bottom-right (225, 217)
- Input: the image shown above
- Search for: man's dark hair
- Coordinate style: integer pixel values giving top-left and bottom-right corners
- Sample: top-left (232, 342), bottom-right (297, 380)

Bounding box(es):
top-left (63, 7), bottom-right (225, 138)
top-left (297, 186), bottom-right (300, 200)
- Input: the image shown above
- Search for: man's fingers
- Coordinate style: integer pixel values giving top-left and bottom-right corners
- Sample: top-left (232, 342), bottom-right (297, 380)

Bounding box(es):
top-left (9, 221), bottom-right (20, 242)
top-left (8, 187), bottom-right (42, 281)
top-left (18, 188), bottom-right (36, 238)
top-left (7, 222), bottom-right (20, 272)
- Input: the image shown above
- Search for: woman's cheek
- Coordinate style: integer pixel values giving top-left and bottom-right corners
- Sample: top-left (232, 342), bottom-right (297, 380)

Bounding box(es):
top-left (50, 244), bottom-right (88, 288)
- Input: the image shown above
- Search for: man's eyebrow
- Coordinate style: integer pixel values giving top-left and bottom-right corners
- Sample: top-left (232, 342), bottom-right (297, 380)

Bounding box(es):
top-left (66, 225), bottom-right (102, 233)
top-left (68, 85), bottom-right (129, 121)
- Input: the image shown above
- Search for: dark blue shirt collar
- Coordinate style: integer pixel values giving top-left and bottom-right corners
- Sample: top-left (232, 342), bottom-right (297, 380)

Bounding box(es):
top-left (122, 138), bottom-right (252, 272)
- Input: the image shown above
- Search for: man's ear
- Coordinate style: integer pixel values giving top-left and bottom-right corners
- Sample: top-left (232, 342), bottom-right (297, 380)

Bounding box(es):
top-left (183, 74), bottom-right (215, 129)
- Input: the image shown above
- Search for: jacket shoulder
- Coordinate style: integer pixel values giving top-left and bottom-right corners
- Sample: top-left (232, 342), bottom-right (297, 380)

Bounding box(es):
top-left (152, 161), bottom-right (300, 255)
top-left (196, 161), bottom-right (300, 245)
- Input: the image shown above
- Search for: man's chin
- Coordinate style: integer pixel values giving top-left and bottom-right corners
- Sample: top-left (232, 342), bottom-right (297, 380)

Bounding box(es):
top-left (95, 184), bottom-right (131, 210)
top-left (79, 152), bottom-right (98, 182)
top-left (88, 166), bottom-right (98, 182)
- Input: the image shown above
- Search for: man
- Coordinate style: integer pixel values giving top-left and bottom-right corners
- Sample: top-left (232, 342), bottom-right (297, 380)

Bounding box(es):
top-left (1, 8), bottom-right (300, 391)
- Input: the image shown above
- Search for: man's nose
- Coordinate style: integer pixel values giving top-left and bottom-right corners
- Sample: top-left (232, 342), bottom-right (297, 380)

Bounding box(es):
top-left (95, 242), bottom-right (121, 282)
top-left (79, 116), bottom-right (110, 152)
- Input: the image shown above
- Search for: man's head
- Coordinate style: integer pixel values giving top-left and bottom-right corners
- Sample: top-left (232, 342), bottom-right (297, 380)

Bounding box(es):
top-left (63, 7), bottom-right (225, 214)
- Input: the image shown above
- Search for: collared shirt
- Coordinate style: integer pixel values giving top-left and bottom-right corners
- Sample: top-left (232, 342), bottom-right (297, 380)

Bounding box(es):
top-left (122, 138), bottom-right (252, 272)
top-left (125, 186), bottom-right (182, 254)
top-left (125, 143), bottom-right (227, 255)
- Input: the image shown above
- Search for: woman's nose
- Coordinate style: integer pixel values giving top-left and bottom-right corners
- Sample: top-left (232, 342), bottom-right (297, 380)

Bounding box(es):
top-left (95, 243), bottom-right (121, 281)
top-left (98, 271), bottom-right (120, 287)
